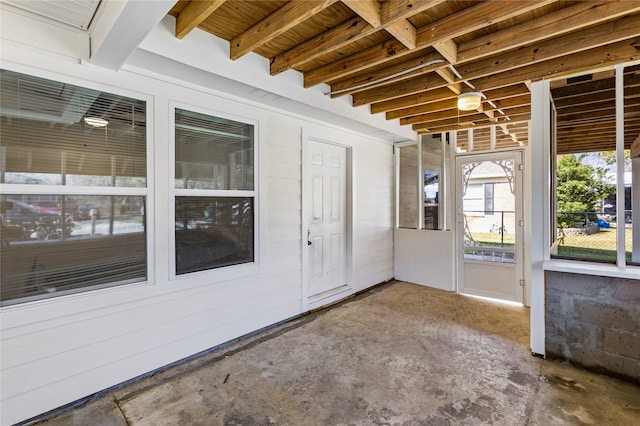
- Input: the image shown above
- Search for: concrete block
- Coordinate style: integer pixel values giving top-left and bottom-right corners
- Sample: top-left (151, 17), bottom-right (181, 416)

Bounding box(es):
top-left (573, 300), bottom-right (635, 332)
top-left (545, 339), bottom-right (567, 360)
top-left (546, 292), bottom-right (562, 316)
top-left (603, 329), bottom-right (640, 359)
top-left (545, 314), bottom-right (565, 337)
top-left (546, 272), bottom-right (605, 297)
top-left (568, 346), bottom-right (638, 381)
top-left (613, 280), bottom-right (640, 302)
top-left (566, 321), bottom-right (599, 350)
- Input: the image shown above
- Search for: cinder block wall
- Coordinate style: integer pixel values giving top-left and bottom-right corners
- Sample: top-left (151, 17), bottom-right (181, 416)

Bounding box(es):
top-left (545, 271), bottom-right (640, 383)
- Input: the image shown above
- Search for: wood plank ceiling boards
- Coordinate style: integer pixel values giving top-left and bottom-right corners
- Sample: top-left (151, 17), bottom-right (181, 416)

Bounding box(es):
top-left (169, 0), bottom-right (640, 153)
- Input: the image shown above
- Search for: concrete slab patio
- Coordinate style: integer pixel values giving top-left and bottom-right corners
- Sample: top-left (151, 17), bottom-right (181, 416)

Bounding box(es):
top-left (30, 281), bottom-right (640, 425)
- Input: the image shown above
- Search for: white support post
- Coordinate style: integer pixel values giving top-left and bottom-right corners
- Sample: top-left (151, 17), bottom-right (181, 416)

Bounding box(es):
top-left (418, 137), bottom-right (424, 230)
top-left (529, 79), bottom-right (551, 357)
top-left (616, 64), bottom-right (626, 267)
top-left (633, 157), bottom-right (640, 262)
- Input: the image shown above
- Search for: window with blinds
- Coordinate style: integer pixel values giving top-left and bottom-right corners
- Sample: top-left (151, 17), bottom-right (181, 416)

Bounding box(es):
top-left (0, 69), bottom-right (148, 305)
top-left (173, 108), bottom-right (255, 275)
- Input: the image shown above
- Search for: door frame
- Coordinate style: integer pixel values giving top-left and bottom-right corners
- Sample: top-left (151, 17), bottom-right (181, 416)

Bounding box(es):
top-left (301, 129), bottom-right (353, 312)
top-left (455, 148), bottom-right (525, 303)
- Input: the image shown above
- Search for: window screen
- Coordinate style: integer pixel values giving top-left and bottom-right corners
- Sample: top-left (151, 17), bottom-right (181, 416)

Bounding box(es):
top-left (174, 108), bottom-right (256, 275)
top-left (0, 70), bottom-right (148, 305)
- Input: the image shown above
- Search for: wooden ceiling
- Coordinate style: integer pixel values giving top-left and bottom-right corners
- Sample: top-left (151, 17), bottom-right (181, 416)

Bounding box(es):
top-left (168, 1), bottom-right (640, 153)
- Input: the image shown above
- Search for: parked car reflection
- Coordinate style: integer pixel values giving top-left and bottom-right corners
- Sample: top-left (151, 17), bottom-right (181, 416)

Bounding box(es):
top-left (2, 199), bottom-right (60, 237)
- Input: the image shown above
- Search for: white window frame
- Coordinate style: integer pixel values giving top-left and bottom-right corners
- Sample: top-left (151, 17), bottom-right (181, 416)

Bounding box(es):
top-left (395, 134), bottom-right (450, 230)
top-left (0, 63), bottom-right (155, 305)
top-left (168, 101), bottom-right (260, 282)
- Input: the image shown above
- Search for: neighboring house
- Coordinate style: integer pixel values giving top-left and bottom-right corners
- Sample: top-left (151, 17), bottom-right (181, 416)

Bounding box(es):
top-left (1, 2), bottom-right (638, 424)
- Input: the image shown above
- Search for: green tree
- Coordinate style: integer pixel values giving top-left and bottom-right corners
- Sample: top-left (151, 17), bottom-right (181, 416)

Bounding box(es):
top-left (557, 155), bottom-right (614, 227)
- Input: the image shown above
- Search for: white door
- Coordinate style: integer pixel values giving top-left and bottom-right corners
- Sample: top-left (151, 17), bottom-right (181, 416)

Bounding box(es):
top-left (456, 150), bottom-right (524, 303)
top-left (305, 140), bottom-right (347, 300)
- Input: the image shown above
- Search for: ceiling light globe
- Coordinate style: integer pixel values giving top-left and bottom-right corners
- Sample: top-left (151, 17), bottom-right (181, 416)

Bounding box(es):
top-left (457, 92), bottom-right (483, 111)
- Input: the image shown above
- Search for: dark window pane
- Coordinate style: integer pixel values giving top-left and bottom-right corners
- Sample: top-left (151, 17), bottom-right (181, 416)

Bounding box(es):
top-left (175, 196), bottom-right (254, 275)
top-left (1, 195), bottom-right (147, 305)
top-left (484, 183), bottom-right (494, 215)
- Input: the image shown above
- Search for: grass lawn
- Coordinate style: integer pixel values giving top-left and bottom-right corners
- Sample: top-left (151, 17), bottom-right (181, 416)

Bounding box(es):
top-left (468, 231), bottom-right (515, 247)
top-left (472, 227), bottom-right (633, 263)
top-left (556, 227), bottom-right (632, 262)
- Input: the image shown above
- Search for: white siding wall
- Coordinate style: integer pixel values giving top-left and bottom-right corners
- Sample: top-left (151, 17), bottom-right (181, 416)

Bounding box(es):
top-left (0, 11), bottom-right (399, 425)
top-left (354, 142), bottom-right (395, 290)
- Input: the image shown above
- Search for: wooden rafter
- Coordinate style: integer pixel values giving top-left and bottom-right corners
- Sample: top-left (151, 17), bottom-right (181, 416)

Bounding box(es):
top-left (230, 0), bottom-right (338, 60)
top-left (175, 0), bottom-right (225, 39)
top-left (166, 0), bottom-right (640, 146)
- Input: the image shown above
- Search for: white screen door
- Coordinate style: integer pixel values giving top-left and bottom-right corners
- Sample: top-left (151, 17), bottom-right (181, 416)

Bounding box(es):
top-left (305, 139), bottom-right (347, 300)
top-left (456, 150), bottom-right (524, 303)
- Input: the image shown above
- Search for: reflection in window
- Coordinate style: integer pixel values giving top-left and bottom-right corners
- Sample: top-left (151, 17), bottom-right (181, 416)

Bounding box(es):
top-left (175, 109), bottom-right (254, 190)
top-left (0, 70), bottom-right (146, 187)
top-left (0, 194), bottom-right (146, 304)
top-left (0, 70), bottom-right (147, 305)
top-left (175, 197), bottom-right (253, 275)
top-left (173, 108), bottom-right (256, 276)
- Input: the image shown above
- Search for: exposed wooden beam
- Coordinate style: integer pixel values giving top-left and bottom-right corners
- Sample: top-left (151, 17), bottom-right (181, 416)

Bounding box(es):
top-left (415, 0), bottom-right (555, 47)
top-left (471, 38), bottom-right (640, 94)
top-left (352, 71), bottom-right (450, 106)
top-left (304, 0), bottom-right (552, 87)
top-left (329, 52), bottom-right (447, 97)
top-left (400, 94), bottom-right (531, 125)
top-left (375, 87), bottom-right (458, 115)
top-left (325, 2), bottom-right (631, 104)
top-left (457, 14), bottom-right (640, 84)
top-left (380, 0), bottom-right (447, 23)
top-left (359, 14), bottom-right (640, 110)
top-left (386, 20), bottom-right (417, 50)
top-left (382, 83), bottom-right (530, 118)
top-left (230, 0), bottom-right (337, 60)
top-left (406, 104), bottom-right (531, 127)
top-left (270, 17), bottom-right (373, 75)
top-left (175, 0), bottom-right (226, 40)
top-left (420, 105), bottom-right (531, 128)
top-left (341, 0), bottom-right (381, 26)
top-left (271, 0), bottom-right (444, 75)
top-left (434, 66), bottom-right (461, 95)
top-left (457, 1), bottom-right (640, 62)
top-left (433, 39), bottom-right (457, 64)
top-left (342, 0), bottom-right (417, 49)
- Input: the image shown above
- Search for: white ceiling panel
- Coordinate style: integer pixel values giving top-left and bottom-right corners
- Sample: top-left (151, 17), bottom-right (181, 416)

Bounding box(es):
top-left (3, 0), bottom-right (101, 30)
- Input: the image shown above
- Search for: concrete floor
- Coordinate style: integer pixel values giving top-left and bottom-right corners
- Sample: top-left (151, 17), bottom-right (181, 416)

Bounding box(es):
top-left (33, 281), bottom-right (640, 425)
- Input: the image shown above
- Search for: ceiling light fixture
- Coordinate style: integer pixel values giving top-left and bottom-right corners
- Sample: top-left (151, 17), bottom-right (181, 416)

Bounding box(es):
top-left (457, 92), bottom-right (484, 111)
top-left (83, 116), bottom-right (108, 127)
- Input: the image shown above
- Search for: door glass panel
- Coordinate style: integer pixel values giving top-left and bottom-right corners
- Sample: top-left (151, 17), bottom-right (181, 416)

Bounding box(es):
top-left (462, 159), bottom-right (516, 263)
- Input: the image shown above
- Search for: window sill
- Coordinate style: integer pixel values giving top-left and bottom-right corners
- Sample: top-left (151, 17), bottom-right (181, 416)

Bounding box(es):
top-left (543, 258), bottom-right (640, 280)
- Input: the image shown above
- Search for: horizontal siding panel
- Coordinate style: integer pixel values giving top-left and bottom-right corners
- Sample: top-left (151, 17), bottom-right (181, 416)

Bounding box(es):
top-left (264, 240), bottom-right (301, 259)
top-left (2, 299), bottom-right (302, 425)
top-left (266, 177), bottom-right (301, 195)
top-left (261, 254), bottom-right (302, 275)
top-left (2, 272), bottom-right (302, 371)
top-left (264, 224), bottom-right (300, 242)
top-left (266, 194), bottom-right (301, 210)
top-left (267, 209), bottom-right (301, 226)
top-left (267, 142), bottom-right (301, 161)
top-left (266, 161), bottom-right (300, 179)
top-left (2, 281), bottom-right (301, 398)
